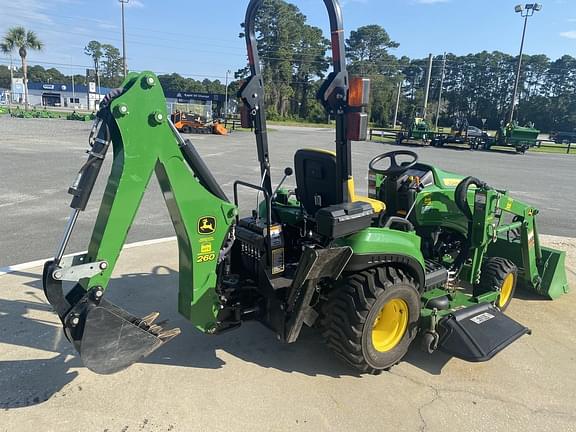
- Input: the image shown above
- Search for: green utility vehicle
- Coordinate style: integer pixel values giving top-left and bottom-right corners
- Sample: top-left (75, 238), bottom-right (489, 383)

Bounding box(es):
top-left (42, 0), bottom-right (568, 375)
top-left (489, 122), bottom-right (540, 153)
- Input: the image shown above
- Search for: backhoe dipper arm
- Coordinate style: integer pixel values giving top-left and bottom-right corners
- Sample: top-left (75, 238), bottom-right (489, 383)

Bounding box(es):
top-left (240, 0), bottom-right (352, 203)
top-left (42, 72), bottom-right (237, 374)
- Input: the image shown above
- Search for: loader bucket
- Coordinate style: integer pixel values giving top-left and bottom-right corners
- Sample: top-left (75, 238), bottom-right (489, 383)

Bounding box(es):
top-left (487, 239), bottom-right (569, 299)
top-left (43, 261), bottom-right (180, 374)
top-left (538, 246), bottom-right (569, 300)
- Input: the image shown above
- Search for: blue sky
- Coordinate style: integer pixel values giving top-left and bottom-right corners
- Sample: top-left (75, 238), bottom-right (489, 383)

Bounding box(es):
top-left (0, 0), bottom-right (574, 82)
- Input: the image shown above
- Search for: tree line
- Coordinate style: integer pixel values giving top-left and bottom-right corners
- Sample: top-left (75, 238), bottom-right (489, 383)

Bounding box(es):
top-left (2, 1), bottom-right (574, 132)
top-left (234, 0), bottom-right (575, 132)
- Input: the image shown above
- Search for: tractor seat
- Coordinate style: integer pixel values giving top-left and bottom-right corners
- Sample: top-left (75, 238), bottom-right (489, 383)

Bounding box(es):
top-left (294, 149), bottom-right (386, 215)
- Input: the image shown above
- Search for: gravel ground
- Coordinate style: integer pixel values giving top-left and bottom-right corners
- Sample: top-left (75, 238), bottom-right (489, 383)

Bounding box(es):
top-left (1, 116), bottom-right (575, 267)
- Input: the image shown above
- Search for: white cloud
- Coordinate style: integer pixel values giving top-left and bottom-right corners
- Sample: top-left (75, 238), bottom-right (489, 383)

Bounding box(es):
top-left (0, 0), bottom-right (111, 71)
top-left (560, 30), bottom-right (576, 39)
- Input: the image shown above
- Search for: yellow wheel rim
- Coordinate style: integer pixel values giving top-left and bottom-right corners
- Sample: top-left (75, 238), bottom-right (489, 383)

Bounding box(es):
top-left (371, 298), bottom-right (409, 352)
top-left (498, 273), bottom-right (515, 308)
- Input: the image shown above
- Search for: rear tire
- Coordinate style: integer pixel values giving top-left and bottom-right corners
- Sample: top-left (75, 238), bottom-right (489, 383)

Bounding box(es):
top-left (321, 267), bottom-right (420, 374)
top-left (473, 257), bottom-right (518, 311)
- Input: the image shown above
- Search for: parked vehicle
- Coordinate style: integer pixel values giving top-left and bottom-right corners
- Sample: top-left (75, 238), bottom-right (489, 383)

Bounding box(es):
top-left (551, 130), bottom-right (576, 144)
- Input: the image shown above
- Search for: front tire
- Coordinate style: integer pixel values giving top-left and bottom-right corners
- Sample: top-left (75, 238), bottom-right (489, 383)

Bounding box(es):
top-left (474, 257), bottom-right (518, 311)
top-left (321, 267), bottom-right (420, 374)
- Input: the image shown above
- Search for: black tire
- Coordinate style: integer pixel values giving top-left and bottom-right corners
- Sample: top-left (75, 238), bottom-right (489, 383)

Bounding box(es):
top-left (182, 126), bottom-right (192, 134)
top-left (321, 267), bottom-right (421, 374)
top-left (473, 257), bottom-right (518, 311)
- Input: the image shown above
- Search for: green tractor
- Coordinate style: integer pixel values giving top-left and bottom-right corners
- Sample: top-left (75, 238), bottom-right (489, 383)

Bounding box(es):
top-left (489, 122), bottom-right (540, 153)
top-left (396, 117), bottom-right (436, 145)
top-left (42, 0), bottom-right (568, 375)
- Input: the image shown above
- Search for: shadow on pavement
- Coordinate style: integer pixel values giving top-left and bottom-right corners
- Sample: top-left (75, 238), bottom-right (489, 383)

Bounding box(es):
top-left (0, 266), bottom-right (455, 409)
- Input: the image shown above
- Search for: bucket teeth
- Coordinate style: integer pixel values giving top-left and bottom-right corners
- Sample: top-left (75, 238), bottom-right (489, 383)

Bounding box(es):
top-left (147, 324), bottom-right (163, 334)
top-left (158, 328), bottom-right (182, 342)
top-left (139, 312), bottom-right (160, 327)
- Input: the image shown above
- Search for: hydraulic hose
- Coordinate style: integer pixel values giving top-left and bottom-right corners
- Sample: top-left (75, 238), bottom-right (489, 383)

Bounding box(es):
top-left (454, 176), bottom-right (488, 221)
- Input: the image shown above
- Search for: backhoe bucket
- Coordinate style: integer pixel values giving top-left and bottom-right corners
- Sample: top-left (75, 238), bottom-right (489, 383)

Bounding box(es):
top-left (488, 239), bottom-right (569, 300)
top-left (77, 299), bottom-right (180, 374)
top-left (43, 261), bottom-right (180, 374)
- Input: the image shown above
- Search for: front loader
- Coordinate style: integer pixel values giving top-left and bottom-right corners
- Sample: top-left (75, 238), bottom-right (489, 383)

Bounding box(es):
top-left (42, 0), bottom-right (568, 375)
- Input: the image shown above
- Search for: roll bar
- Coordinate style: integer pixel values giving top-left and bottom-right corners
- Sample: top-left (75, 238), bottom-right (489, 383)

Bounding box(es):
top-left (239, 0), bottom-right (352, 203)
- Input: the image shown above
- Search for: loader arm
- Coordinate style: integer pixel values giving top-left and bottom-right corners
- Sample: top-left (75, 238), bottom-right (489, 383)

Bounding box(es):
top-left (43, 72), bottom-right (237, 374)
top-left (457, 178), bottom-right (568, 299)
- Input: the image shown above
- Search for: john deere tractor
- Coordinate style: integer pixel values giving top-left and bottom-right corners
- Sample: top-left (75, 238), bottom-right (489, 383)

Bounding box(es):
top-left (42, 0), bottom-right (568, 375)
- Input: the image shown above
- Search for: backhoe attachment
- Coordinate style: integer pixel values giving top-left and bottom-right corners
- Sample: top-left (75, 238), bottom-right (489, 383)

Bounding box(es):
top-left (43, 72), bottom-right (236, 374)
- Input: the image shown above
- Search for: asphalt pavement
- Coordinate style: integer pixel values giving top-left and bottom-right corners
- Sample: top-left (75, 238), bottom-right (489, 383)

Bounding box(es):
top-left (1, 116), bottom-right (575, 267)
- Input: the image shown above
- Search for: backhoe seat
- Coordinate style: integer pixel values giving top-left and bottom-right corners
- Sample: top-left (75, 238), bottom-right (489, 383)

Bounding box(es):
top-left (294, 149), bottom-right (386, 215)
top-left (294, 149), bottom-right (339, 214)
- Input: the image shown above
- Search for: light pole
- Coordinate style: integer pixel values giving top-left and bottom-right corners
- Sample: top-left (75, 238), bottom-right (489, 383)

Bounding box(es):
top-left (509, 3), bottom-right (542, 124)
top-left (119, 0), bottom-right (129, 78)
top-left (224, 69), bottom-right (231, 120)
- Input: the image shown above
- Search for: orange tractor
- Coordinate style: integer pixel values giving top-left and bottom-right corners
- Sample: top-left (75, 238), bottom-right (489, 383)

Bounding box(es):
top-left (171, 111), bottom-right (228, 135)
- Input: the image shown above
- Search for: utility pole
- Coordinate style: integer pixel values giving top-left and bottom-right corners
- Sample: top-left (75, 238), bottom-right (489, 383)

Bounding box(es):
top-left (9, 54), bottom-right (14, 104)
top-left (119, 0), bottom-right (129, 78)
top-left (422, 53), bottom-right (433, 120)
top-left (224, 69), bottom-right (231, 120)
top-left (509, 3), bottom-right (542, 124)
top-left (435, 52), bottom-right (447, 130)
top-left (393, 80), bottom-right (402, 129)
top-left (70, 56), bottom-right (76, 106)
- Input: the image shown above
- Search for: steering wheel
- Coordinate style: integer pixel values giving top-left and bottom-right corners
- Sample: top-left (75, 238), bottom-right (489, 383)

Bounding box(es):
top-left (369, 150), bottom-right (419, 176)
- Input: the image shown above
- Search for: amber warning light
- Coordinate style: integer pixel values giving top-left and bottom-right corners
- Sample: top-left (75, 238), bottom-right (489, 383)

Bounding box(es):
top-left (347, 77), bottom-right (370, 141)
top-left (348, 77), bottom-right (371, 107)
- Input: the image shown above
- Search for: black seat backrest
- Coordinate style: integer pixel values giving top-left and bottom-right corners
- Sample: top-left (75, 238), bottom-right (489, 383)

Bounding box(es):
top-left (294, 149), bottom-right (340, 214)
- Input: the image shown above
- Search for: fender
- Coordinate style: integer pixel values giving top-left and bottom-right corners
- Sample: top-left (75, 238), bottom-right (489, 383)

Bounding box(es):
top-left (333, 228), bottom-right (426, 290)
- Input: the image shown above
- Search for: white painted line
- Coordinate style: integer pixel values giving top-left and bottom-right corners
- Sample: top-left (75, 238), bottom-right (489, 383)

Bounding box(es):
top-left (0, 236), bottom-right (177, 276)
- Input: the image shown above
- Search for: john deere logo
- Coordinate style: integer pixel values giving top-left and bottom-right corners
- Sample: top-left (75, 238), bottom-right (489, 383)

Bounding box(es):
top-left (198, 216), bottom-right (216, 234)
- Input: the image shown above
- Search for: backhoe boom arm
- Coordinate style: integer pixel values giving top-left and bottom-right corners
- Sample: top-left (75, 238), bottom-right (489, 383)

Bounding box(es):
top-left (43, 72), bottom-right (237, 374)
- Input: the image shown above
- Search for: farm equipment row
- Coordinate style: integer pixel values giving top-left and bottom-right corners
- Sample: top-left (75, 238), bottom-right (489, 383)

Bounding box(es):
top-left (395, 117), bottom-right (540, 154)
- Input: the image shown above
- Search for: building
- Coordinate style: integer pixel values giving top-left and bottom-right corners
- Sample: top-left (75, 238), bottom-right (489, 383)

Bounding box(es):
top-left (15, 81), bottom-right (111, 110)
top-left (164, 90), bottom-right (237, 119)
top-left (12, 81), bottom-right (237, 116)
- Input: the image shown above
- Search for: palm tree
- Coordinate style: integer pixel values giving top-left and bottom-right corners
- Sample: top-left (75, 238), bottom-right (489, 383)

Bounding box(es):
top-left (1, 27), bottom-right (43, 109)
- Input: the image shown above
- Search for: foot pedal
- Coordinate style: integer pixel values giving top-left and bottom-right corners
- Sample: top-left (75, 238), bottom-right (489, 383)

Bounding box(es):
top-left (438, 303), bottom-right (530, 362)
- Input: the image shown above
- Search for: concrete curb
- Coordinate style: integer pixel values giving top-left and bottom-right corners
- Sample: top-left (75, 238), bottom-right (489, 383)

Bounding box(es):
top-left (0, 236), bottom-right (177, 276)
